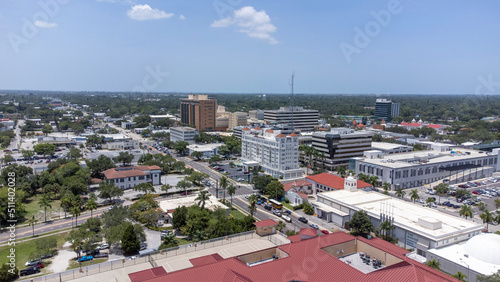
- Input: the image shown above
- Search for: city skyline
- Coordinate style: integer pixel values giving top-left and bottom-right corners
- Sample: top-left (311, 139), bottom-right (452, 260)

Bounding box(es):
top-left (1, 0), bottom-right (500, 94)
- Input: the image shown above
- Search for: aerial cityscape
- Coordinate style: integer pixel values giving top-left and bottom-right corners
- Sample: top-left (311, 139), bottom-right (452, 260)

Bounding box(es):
top-left (1, 1), bottom-right (500, 282)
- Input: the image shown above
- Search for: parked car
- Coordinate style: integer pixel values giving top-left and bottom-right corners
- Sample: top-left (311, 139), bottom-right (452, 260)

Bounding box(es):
top-left (20, 267), bottom-right (40, 276)
top-left (472, 190), bottom-right (480, 195)
top-left (298, 217), bottom-right (308, 224)
top-left (93, 253), bottom-right (109, 259)
top-left (181, 191), bottom-right (190, 196)
top-left (25, 259), bottom-right (41, 267)
top-left (282, 215), bottom-right (292, 222)
top-left (140, 243), bottom-right (147, 250)
top-left (284, 210), bottom-right (291, 215)
top-left (98, 243), bottom-right (109, 250)
top-left (321, 230), bottom-right (329, 234)
top-left (78, 256), bottom-right (93, 262)
top-left (309, 223), bottom-right (319, 229)
top-left (40, 253), bottom-right (53, 259)
top-left (264, 204), bottom-right (272, 211)
top-left (243, 171), bottom-right (249, 174)
top-left (33, 262), bottom-right (44, 268)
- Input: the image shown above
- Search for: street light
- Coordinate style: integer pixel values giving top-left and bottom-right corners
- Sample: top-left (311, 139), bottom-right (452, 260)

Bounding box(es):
top-left (460, 256), bottom-right (470, 282)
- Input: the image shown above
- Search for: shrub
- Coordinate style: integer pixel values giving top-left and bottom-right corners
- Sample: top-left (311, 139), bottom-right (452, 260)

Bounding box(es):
top-left (292, 204), bottom-right (304, 210)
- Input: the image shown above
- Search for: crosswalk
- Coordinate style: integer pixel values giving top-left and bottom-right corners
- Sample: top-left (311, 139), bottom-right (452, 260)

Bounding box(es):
top-left (227, 194), bottom-right (252, 199)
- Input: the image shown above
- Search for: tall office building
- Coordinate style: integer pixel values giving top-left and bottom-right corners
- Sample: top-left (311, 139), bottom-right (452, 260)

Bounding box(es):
top-left (180, 95), bottom-right (216, 132)
top-left (311, 128), bottom-right (373, 170)
top-left (228, 112), bottom-right (247, 130)
top-left (375, 99), bottom-right (399, 121)
top-left (264, 106), bottom-right (319, 131)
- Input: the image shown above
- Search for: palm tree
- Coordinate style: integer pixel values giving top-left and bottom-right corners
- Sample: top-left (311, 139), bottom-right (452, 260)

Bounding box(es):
top-left (319, 152), bottom-right (327, 170)
top-left (379, 220), bottom-right (394, 241)
top-left (248, 194), bottom-right (258, 217)
top-left (425, 259), bottom-right (441, 270)
top-left (276, 220), bottom-right (286, 232)
top-left (38, 195), bottom-right (52, 222)
top-left (337, 166), bottom-right (346, 177)
top-left (86, 198), bottom-right (97, 218)
top-left (382, 182), bottom-right (391, 192)
top-left (28, 216), bottom-right (37, 237)
top-left (195, 191), bottom-right (210, 210)
top-left (435, 183), bottom-right (449, 204)
top-left (368, 176), bottom-right (379, 187)
top-left (452, 271), bottom-right (467, 282)
top-left (71, 206), bottom-right (81, 227)
top-left (459, 204), bottom-right (474, 220)
top-left (192, 230), bottom-right (209, 242)
top-left (395, 188), bottom-right (406, 199)
top-left (409, 189), bottom-right (420, 203)
top-left (480, 209), bottom-right (494, 231)
top-left (227, 183), bottom-right (237, 206)
top-left (220, 176), bottom-right (228, 202)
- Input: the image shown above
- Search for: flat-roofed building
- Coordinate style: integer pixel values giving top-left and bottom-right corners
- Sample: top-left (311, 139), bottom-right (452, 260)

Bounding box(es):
top-left (371, 142), bottom-right (413, 154)
top-left (241, 127), bottom-right (303, 180)
top-left (187, 143), bottom-right (222, 159)
top-left (228, 112), bottom-right (247, 130)
top-left (314, 189), bottom-right (484, 258)
top-left (311, 128), bottom-right (373, 171)
top-left (355, 148), bottom-right (500, 190)
top-left (180, 94), bottom-right (216, 132)
top-left (170, 126), bottom-right (198, 144)
top-left (264, 106), bottom-right (319, 131)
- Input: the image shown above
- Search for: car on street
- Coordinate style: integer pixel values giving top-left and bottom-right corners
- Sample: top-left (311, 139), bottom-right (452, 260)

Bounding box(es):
top-left (321, 230), bottom-right (329, 234)
top-left (298, 217), bottom-right (308, 223)
top-left (282, 215), bottom-right (292, 222)
top-left (244, 195), bottom-right (250, 199)
top-left (264, 204), bottom-right (272, 211)
top-left (78, 256), bottom-right (93, 262)
top-left (273, 209), bottom-right (282, 217)
top-left (243, 171), bottom-right (249, 174)
top-left (309, 223), bottom-right (319, 229)
top-left (98, 243), bottom-right (109, 250)
top-left (284, 210), bottom-right (291, 215)
top-left (181, 191), bottom-right (190, 196)
top-left (20, 267), bottom-right (40, 276)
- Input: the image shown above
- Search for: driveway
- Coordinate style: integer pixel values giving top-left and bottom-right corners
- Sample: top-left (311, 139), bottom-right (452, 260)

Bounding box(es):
top-left (143, 228), bottom-right (162, 250)
top-left (48, 242), bottom-right (76, 273)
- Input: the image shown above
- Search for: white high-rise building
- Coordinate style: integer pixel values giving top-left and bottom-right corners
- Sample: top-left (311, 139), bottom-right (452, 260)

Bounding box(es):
top-left (241, 127), bottom-right (303, 180)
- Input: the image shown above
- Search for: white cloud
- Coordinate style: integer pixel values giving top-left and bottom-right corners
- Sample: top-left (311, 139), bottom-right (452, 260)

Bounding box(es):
top-left (127, 4), bottom-right (174, 21)
top-left (211, 6), bottom-right (278, 45)
top-left (179, 14), bottom-right (185, 20)
top-left (34, 20), bottom-right (57, 28)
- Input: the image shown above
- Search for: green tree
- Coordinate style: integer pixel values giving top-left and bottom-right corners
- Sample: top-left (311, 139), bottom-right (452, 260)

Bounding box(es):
top-left (425, 259), bottom-right (441, 270)
top-left (382, 182), bottom-right (391, 192)
top-left (209, 154), bottom-right (222, 165)
top-left (121, 224), bottom-right (140, 254)
top-left (480, 209), bottom-right (494, 231)
top-left (219, 176), bottom-right (228, 201)
top-left (98, 180), bottom-right (124, 202)
top-left (452, 271), bottom-right (467, 282)
top-left (276, 220), bottom-right (286, 232)
top-left (20, 149), bottom-right (35, 160)
top-left (67, 147), bottom-right (82, 160)
top-left (114, 151), bottom-right (134, 166)
top-left (86, 198), bottom-right (97, 218)
top-left (0, 263), bottom-right (18, 281)
top-left (349, 210), bottom-right (374, 238)
top-left (336, 166), bottom-right (346, 177)
top-left (248, 194), bottom-right (258, 217)
top-left (160, 184), bottom-right (172, 195)
top-left (177, 179), bottom-right (192, 196)
top-left (191, 151), bottom-right (204, 160)
top-left (227, 183), bottom-right (237, 206)
top-left (265, 180), bottom-right (285, 201)
top-left (252, 175), bottom-right (274, 193)
top-left (218, 145), bottom-right (231, 157)
top-left (133, 182), bottom-right (155, 195)
top-left (38, 195), bottom-right (52, 222)
top-left (368, 176), bottom-right (379, 187)
top-left (303, 202), bottom-right (315, 215)
top-left (494, 199), bottom-right (500, 210)
top-left (172, 205), bottom-right (188, 229)
top-left (173, 141), bottom-right (189, 155)
top-left (409, 189), bottom-right (420, 203)
top-left (477, 202), bottom-right (488, 213)
top-left (42, 123), bottom-right (53, 135)
top-left (28, 215), bottom-right (37, 237)
top-left (459, 204), bottom-right (474, 220)
top-left (195, 190), bottom-right (210, 210)
top-left (477, 270), bottom-right (500, 281)
top-left (379, 220), bottom-right (394, 241)
top-left (434, 183), bottom-right (449, 204)
top-left (160, 233), bottom-right (179, 249)
top-left (86, 134), bottom-right (105, 147)
top-left (395, 188), bottom-right (406, 198)
top-left (455, 189), bottom-right (471, 201)
top-left (33, 143), bottom-right (56, 158)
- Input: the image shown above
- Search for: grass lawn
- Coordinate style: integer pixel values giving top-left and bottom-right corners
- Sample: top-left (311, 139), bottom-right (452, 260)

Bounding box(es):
top-left (0, 232), bottom-right (68, 270)
top-left (23, 194), bottom-right (62, 224)
top-left (67, 258), bottom-right (108, 270)
top-left (176, 238), bottom-right (194, 245)
top-left (229, 207), bottom-right (246, 220)
top-left (283, 202), bottom-right (294, 211)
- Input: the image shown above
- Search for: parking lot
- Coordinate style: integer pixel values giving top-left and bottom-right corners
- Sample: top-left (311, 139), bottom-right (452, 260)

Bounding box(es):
top-left (209, 162), bottom-right (256, 183)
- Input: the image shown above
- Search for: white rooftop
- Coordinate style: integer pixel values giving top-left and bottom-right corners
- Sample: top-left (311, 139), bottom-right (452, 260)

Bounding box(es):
top-left (187, 143), bottom-right (222, 152)
top-left (371, 142), bottom-right (413, 151)
top-left (158, 195), bottom-right (227, 212)
top-left (359, 149), bottom-right (495, 169)
top-left (428, 233), bottom-right (500, 275)
top-left (319, 190), bottom-right (483, 241)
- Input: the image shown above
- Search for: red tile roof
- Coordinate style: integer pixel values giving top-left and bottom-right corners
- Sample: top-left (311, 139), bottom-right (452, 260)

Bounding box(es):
top-left (190, 254), bottom-right (224, 267)
top-left (299, 228), bottom-right (317, 236)
top-left (306, 173), bottom-right (372, 189)
top-left (252, 127), bottom-right (262, 130)
top-left (288, 133), bottom-right (299, 137)
top-left (400, 122), bottom-right (423, 127)
top-left (275, 133), bottom-right (286, 138)
top-left (103, 165), bottom-right (160, 180)
top-left (265, 129), bottom-right (274, 133)
top-left (242, 127), bottom-right (251, 131)
top-left (253, 219), bottom-right (278, 228)
top-left (283, 180), bottom-right (312, 192)
top-left (425, 124), bottom-right (444, 129)
top-left (128, 266), bottom-right (167, 282)
top-left (131, 231), bottom-right (458, 282)
top-left (135, 165), bottom-right (161, 171)
top-left (297, 191), bottom-right (308, 199)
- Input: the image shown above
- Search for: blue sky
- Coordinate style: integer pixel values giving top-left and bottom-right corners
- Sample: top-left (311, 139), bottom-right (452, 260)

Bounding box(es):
top-left (1, 0), bottom-right (500, 94)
